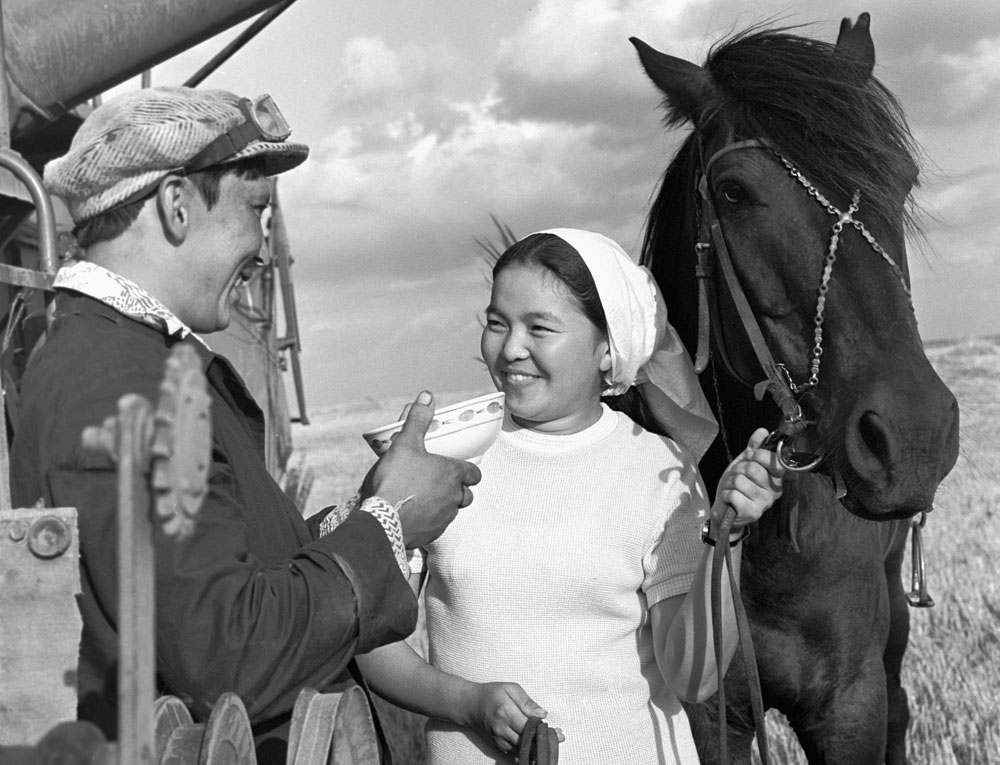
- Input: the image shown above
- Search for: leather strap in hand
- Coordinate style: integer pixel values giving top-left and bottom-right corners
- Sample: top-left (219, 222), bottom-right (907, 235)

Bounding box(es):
top-left (518, 716), bottom-right (558, 765)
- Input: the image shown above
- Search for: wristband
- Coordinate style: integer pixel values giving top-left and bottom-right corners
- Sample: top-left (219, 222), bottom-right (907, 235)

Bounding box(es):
top-left (359, 496), bottom-right (410, 576)
top-left (701, 519), bottom-right (750, 547)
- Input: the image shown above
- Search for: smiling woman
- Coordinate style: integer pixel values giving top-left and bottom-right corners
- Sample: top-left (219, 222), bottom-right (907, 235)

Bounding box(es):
top-left (347, 228), bottom-right (786, 765)
top-left (482, 254), bottom-right (611, 435)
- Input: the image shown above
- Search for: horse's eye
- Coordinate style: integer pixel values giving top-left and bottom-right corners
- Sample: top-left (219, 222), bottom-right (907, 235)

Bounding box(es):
top-left (717, 182), bottom-right (749, 206)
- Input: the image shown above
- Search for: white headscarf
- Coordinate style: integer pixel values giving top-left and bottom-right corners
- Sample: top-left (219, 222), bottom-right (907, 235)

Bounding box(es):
top-left (536, 228), bottom-right (719, 462)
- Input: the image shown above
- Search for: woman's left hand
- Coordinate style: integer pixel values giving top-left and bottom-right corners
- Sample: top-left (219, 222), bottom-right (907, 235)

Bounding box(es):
top-left (712, 427), bottom-right (786, 527)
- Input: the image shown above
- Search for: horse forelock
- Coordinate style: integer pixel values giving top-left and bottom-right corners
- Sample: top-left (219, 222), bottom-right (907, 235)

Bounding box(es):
top-left (702, 25), bottom-right (922, 238)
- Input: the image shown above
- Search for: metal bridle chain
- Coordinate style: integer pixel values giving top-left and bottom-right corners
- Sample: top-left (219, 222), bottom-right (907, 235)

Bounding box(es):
top-left (773, 151), bottom-right (912, 391)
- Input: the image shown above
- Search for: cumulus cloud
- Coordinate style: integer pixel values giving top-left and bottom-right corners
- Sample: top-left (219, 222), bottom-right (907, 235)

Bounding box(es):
top-left (273, 0), bottom-right (998, 382)
top-left (491, 0), bottom-right (705, 127)
top-left (917, 164), bottom-right (1000, 268)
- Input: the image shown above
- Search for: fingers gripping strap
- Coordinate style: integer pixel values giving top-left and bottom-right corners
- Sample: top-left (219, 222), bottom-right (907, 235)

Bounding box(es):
top-left (518, 716), bottom-right (558, 765)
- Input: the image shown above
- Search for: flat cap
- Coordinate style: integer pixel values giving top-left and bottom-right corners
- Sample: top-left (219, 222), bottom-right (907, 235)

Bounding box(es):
top-left (44, 86), bottom-right (309, 224)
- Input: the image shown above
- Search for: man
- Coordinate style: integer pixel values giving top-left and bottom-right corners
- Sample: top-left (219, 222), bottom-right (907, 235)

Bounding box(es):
top-left (10, 86), bottom-right (479, 762)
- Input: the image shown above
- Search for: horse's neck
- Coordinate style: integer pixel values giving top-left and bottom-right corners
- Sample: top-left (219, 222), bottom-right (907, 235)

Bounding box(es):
top-left (698, 373), bottom-right (772, 497)
top-left (760, 472), bottom-right (836, 549)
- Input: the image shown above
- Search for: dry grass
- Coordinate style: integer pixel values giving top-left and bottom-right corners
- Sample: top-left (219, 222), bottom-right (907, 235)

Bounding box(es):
top-left (291, 338), bottom-right (1000, 764)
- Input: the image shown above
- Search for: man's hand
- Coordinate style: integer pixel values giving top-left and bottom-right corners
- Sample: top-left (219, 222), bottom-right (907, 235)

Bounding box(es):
top-left (361, 391), bottom-right (481, 549)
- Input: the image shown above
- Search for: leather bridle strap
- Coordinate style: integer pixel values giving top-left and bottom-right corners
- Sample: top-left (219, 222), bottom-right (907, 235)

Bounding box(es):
top-left (711, 504), bottom-right (769, 765)
top-left (518, 716), bottom-right (558, 765)
top-left (697, 140), bottom-right (803, 427)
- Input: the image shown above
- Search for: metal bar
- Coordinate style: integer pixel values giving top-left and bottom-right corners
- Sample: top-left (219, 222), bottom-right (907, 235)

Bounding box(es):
top-left (116, 395), bottom-right (156, 765)
top-left (184, 0), bottom-right (298, 88)
top-left (269, 181), bottom-right (309, 425)
top-left (0, 1), bottom-right (15, 511)
top-left (0, 262), bottom-right (55, 290)
top-left (0, 0), bottom-right (11, 150)
top-left (0, 151), bottom-right (57, 276)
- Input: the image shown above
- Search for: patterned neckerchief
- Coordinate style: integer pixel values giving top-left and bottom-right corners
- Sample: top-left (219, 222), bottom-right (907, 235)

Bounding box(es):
top-left (53, 260), bottom-right (204, 345)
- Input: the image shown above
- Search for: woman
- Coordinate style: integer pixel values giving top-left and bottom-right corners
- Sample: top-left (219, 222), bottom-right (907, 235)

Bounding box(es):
top-left (356, 229), bottom-right (784, 764)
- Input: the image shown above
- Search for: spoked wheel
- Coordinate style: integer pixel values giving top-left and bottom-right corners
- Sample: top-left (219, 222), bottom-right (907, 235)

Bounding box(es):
top-left (286, 686), bottom-right (379, 765)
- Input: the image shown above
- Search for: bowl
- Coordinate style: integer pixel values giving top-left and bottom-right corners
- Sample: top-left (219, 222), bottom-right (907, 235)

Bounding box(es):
top-left (362, 391), bottom-right (505, 464)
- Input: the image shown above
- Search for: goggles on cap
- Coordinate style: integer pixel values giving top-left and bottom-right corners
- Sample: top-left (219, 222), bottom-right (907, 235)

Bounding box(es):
top-left (183, 93), bottom-right (292, 173)
top-left (95, 94), bottom-right (292, 217)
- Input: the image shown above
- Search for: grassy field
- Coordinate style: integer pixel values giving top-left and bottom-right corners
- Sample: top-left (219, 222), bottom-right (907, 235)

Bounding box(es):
top-left (291, 336), bottom-right (1000, 764)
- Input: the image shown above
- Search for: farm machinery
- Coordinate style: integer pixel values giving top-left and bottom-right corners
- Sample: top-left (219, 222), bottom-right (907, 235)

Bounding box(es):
top-left (0, 1), bottom-right (369, 762)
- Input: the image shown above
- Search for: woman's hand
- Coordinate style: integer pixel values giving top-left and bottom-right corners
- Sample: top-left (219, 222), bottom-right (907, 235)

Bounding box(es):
top-left (466, 682), bottom-right (558, 755)
top-left (712, 427), bottom-right (786, 528)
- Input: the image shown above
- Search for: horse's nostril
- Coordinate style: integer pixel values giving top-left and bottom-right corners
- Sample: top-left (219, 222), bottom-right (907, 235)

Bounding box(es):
top-left (847, 410), bottom-right (900, 489)
top-left (858, 411), bottom-right (894, 467)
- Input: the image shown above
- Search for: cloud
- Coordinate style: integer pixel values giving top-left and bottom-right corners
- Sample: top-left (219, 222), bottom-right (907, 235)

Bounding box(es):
top-left (491, 0), bottom-right (704, 127)
top-left (281, 91), bottom-right (670, 284)
top-left (938, 36), bottom-right (1000, 120)
top-left (274, 0), bottom-right (999, 363)
top-left (917, 164), bottom-right (1000, 268)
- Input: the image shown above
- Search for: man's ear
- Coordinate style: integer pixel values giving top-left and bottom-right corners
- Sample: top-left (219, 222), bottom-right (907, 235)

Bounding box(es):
top-left (156, 175), bottom-right (191, 246)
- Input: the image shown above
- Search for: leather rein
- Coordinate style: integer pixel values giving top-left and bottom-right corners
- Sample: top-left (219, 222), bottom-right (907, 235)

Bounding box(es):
top-left (693, 137), bottom-right (912, 765)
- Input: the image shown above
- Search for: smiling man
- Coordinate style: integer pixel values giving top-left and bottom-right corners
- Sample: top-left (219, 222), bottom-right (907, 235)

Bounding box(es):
top-left (10, 86), bottom-right (479, 763)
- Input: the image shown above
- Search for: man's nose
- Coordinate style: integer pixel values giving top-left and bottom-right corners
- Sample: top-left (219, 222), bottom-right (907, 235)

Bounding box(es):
top-left (253, 243), bottom-right (272, 268)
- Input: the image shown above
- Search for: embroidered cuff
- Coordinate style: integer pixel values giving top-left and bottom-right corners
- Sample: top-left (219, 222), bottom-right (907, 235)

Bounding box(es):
top-left (318, 493), bottom-right (411, 577)
top-left (359, 496), bottom-right (410, 577)
top-left (318, 494), bottom-right (359, 538)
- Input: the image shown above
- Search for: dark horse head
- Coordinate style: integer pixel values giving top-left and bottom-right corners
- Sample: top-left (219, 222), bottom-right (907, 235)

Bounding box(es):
top-left (631, 15), bottom-right (959, 521)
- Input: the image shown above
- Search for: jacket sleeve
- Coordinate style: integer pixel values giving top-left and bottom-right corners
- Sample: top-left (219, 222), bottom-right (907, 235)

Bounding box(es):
top-left (43, 380), bottom-right (417, 725)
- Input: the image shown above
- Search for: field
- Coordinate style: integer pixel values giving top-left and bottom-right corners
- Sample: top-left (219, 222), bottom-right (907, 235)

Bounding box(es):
top-left (290, 336), bottom-right (1000, 764)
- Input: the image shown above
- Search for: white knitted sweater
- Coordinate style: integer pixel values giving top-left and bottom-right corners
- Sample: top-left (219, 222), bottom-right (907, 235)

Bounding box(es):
top-left (421, 406), bottom-right (708, 764)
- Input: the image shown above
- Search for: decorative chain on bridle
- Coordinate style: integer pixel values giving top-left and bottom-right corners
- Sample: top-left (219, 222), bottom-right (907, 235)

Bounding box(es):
top-left (774, 150), bottom-right (912, 395)
top-left (695, 139), bottom-right (912, 470)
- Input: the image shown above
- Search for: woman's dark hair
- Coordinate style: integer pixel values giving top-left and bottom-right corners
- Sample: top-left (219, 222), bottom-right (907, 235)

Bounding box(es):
top-left (493, 233), bottom-right (607, 330)
top-left (73, 156), bottom-right (268, 248)
top-left (492, 232), bottom-right (669, 437)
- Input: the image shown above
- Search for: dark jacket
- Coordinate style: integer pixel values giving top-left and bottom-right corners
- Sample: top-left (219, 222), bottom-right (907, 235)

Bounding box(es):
top-left (10, 291), bottom-right (416, 761)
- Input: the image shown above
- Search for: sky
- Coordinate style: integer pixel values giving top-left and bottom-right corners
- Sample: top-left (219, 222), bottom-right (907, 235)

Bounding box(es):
top-left (139, 0), bottom-right (999, 410)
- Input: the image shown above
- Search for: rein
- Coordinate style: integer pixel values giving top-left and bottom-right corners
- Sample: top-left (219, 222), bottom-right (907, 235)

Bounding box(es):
top-left (693, 137), bottom-right (912, 765)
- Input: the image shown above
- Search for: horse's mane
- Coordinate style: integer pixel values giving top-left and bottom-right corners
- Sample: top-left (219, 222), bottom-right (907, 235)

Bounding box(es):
top-left (659, 24), bottom-right (921, 236)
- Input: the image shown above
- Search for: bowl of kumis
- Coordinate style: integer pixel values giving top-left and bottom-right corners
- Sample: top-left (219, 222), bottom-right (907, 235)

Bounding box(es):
top-left (362, 391), bottom-right (505, 465)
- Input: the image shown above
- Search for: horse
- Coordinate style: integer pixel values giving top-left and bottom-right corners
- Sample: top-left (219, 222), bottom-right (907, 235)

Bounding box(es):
top-left (630, 14), bottom-right (960, 764)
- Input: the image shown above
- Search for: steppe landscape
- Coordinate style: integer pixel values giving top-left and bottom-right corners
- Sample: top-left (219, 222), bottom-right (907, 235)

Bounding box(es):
top-left (291, 335), bottom-right (1000, 764)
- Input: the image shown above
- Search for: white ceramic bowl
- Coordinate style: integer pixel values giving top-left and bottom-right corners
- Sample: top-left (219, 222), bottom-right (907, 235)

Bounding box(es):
top-left (362, 391), bottom-right (505, 464)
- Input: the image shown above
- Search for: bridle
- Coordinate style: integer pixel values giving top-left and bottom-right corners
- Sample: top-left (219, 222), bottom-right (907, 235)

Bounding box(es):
top-left (694, 138), bottom-right (912, 472)
top-left (693, 137), bottom-right (913, 765)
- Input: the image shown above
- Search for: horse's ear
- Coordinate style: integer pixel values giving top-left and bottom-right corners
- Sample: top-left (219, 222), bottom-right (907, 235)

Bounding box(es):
top-left (630, 36), bottom-right (717, 127)
top-left (835, 12), bottom-right (875, 79)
